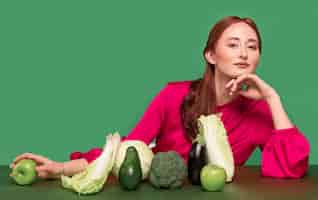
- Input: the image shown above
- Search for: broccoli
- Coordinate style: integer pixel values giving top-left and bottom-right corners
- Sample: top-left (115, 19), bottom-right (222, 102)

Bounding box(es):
top-left (149, 151), bottom-right (187, 189)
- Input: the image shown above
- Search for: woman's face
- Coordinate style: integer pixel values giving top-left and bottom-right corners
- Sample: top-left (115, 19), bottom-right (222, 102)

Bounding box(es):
top-left (206, 22), bottom-right (260, 78)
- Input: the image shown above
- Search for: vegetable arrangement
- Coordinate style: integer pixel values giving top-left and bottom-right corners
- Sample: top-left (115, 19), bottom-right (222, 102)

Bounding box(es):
top-left (10, 113), bottom-right (234, 194)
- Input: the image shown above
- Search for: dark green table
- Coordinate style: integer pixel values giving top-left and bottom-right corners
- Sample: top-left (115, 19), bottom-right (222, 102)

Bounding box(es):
top-left (1, 165), bottom-right (317, 200)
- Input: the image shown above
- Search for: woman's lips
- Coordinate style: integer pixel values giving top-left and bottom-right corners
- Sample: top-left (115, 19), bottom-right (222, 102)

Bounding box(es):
top-left (234, 63), bottom-right (250, 68)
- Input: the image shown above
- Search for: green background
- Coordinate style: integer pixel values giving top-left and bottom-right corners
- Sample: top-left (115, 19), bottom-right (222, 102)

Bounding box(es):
top-left (1, 0), bottom-right (317, 165)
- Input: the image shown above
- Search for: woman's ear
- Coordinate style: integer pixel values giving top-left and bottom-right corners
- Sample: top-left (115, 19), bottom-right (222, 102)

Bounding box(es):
top-left (204, 50), bottom-right (216, 65)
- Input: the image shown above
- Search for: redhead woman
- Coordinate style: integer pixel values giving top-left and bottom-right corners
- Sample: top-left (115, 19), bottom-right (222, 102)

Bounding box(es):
top-left (11, 16), bottom-right (310, 179)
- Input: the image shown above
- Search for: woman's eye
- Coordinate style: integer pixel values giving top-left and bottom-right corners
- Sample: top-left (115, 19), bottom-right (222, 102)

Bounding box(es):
top-left (249, 46), bottom-right (257, 50)
top-left (228, 43), bottom-right (238, 48)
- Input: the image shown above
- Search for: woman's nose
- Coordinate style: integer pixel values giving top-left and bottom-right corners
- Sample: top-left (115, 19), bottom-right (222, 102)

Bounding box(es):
top-left (239, 47), bottom-right (248, 59)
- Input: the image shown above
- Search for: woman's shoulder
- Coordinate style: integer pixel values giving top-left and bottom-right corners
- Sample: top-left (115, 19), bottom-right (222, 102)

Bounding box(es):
top-left (167, 80), bottom-right (192, 87)
top-left (163, 80), bottom-right (192, 95)
top-left (155, 80), bottom-right (192, 104)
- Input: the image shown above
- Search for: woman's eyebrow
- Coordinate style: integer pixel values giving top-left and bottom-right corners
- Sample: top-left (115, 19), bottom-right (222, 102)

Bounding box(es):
top-left (247, 38), bottom-right (258, 43)
top-left (227, 37), bottom-right (258, 43)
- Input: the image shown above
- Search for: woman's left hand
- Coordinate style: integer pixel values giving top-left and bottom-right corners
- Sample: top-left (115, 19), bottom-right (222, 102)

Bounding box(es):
top-left (226, 73), bottom-right (278, 101)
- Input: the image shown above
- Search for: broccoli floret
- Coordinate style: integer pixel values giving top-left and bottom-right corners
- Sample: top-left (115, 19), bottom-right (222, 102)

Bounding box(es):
top-left (149, 151), bottom-right (187, 189)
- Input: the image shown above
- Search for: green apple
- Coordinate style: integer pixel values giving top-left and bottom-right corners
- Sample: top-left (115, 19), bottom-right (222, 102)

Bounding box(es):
top-left (200, 164), bottom-right (226, 192)
top-left (10, 159), bottom-right (37, 185)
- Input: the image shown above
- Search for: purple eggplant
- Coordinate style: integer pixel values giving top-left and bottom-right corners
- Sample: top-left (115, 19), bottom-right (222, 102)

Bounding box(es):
top-left (187, 141), bottom-right (207, 185)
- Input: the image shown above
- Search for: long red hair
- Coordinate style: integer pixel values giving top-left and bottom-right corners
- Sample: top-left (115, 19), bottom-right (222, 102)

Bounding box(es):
top-left (180, 16), bottom-right (262, 140)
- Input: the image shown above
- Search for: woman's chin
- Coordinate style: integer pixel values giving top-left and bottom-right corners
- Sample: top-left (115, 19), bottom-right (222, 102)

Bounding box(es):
top-left (229, 71), bottom-right (245, 78)
top-left (233, 68), bottom-right (253, 77)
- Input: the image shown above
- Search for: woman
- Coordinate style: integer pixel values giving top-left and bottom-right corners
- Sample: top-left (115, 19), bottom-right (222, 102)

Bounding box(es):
top-left (11, 16), bottom-right (310, 179)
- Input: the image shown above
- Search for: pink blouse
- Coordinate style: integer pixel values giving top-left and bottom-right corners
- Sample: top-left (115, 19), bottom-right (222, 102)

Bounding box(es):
top-left (70, 81), bottom-right (310, 178)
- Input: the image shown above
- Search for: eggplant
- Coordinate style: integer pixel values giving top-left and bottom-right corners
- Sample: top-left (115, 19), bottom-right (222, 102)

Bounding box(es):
top-left (187, 141), bottom-right (207, 185)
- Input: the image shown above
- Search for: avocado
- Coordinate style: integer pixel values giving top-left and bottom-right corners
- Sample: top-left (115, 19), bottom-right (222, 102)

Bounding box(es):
top-left (118, 146), bottom-right (142, 190)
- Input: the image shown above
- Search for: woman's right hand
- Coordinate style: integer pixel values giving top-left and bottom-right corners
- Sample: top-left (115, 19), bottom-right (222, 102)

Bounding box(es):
top-left (10, 153), bottom-right (64, 179)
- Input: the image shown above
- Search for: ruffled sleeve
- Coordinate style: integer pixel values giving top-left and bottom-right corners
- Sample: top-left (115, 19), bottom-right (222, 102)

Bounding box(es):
top-left (69, 148), bottom-right (103, 164)
top-left (260, 126), bottom-right (310, 178)
top-left (250, 100), bottom-right (310, 178)
top-left (69, 84), bottom-right (168, 163)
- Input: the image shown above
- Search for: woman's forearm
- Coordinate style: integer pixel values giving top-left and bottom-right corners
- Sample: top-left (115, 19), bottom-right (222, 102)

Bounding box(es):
top-left (266, 94), bottom-right (294, 130)
top-left (61, 158), bottom-right (88, 177)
